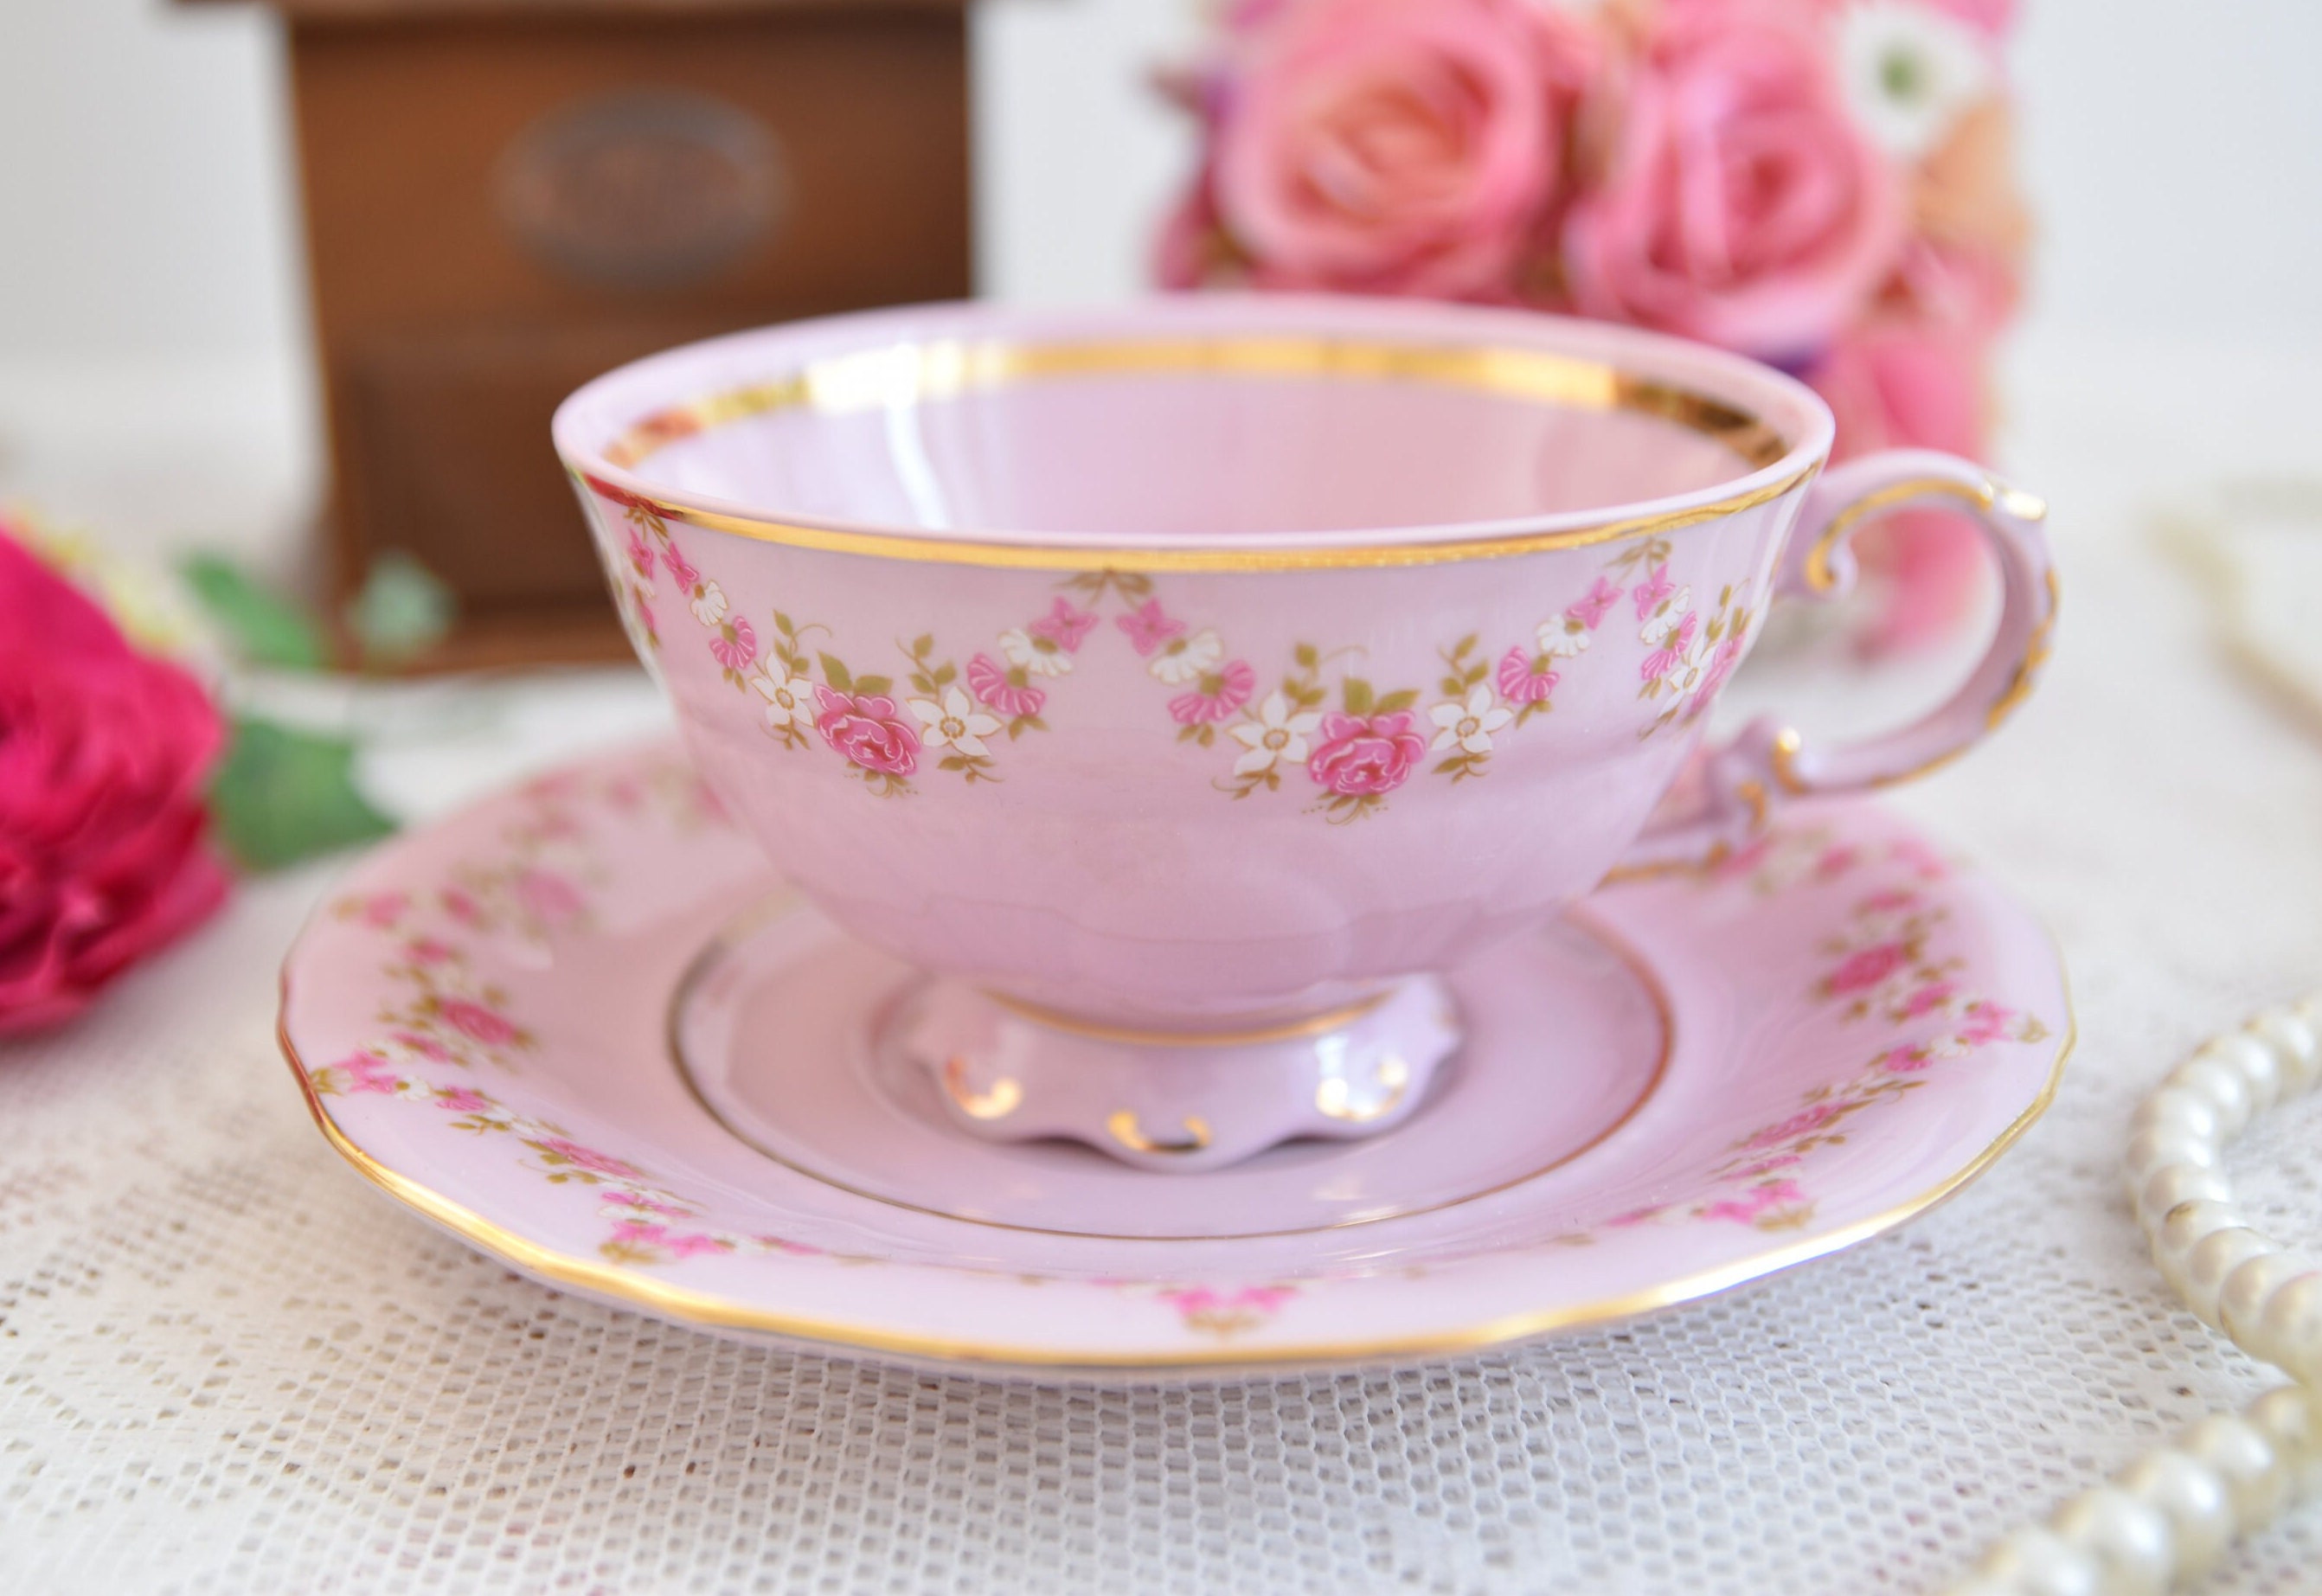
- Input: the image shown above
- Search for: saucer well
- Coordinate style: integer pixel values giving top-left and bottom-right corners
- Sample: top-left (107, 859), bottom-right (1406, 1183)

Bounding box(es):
top-left (279, 740), bottom-right (2069, 1378)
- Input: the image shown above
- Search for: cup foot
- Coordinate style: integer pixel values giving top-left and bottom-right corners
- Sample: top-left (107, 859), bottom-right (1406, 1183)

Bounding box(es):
top-left (895, 978), bottom-right (1462, 1172)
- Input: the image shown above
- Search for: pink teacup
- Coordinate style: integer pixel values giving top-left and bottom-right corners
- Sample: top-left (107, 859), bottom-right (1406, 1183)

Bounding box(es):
top-left (554, 295), bottom-right (2054, 1170)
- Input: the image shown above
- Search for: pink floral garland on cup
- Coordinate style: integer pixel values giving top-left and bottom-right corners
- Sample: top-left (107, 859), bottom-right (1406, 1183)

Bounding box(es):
top-left (608, 492), bottom-right (1772, 825)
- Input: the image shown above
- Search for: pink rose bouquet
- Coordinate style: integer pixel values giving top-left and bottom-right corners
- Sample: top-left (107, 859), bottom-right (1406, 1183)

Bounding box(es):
top-left (0, 523), bottom-right (229, 1035)
top-left (1158, 0), bottom-right (2029, 651)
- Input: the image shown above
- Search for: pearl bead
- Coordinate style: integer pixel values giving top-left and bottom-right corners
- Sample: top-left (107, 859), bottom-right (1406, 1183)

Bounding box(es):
top-left (2136, 1161), bottom-right (2229, 1226)
top-left (2133, 1163), bottom-right (2234, 1227)
top-left (2162, 1054), bottom-right (2255, 1136)
top-left (2217, 1253), bottom-right (2310, 1349)
top-left (2130, 1087), bottom-right (2223, 1144)
top-left (2248, 1008), bottom-right (2319, 1095)
top-left (1978, 1526), bottom-right (2103, 1596)
top-left (2050, 1486), bottom-right (2174, 1596)
top-left (2178, 1227), bottom-right (2279, 1325)
top-left (2199, 1032), bottom-right (2282, 1112)
top-left (2117, 1450), bottom-right (2235, 1580)
top-left (2181, 1413), bottom-right (2286, 1529)
top-left (2157, 1198), bottom-right (2252, 1256)
top-left (2249, 1385), bottom-right (2319, 1492)
top-left (2125, 1125), bottom-right (2216, 1177)
top-left (2254, 1271), bottom-right (2322, 1382)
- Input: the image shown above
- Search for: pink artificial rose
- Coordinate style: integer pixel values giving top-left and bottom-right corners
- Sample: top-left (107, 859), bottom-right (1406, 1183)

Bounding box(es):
top-left (439, 997), bottom-right (520, 1047)
top-left (1207, 0), bottom-right (1588, 298)
top-left (812, 686), bottom-right (920, 777)
top-left (1806, 315), bottom-right (1992, 653)
top-left (0, 528), bottom-right (228, 1035)
top-left (1930, 0), bottom-right (2016, 35)
top-left (1305, 709), bottom-right (1427, 796)
top-left (1562, 7), bottom-right (1903, 359)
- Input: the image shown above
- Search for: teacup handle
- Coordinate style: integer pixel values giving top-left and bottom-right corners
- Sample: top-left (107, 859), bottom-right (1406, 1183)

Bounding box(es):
top-left (1614, 449), bottom-right (2057, 876)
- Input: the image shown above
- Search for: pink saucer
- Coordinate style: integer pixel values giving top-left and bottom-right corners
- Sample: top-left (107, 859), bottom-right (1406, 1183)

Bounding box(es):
top-left (278, 740), bottom-right (2069, 1378)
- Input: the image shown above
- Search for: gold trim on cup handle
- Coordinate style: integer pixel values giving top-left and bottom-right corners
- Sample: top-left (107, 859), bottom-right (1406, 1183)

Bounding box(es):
top-left (1610, 451), bottom-right (2056, 881)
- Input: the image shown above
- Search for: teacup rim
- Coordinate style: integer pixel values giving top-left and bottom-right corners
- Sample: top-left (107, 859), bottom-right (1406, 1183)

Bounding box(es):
top-left (552, 294), bottom-right (1838, 570)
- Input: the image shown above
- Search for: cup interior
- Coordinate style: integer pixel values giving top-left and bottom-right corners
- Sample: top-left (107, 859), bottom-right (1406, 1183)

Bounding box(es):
top-left (555, 297), bottom-right (1832, 546)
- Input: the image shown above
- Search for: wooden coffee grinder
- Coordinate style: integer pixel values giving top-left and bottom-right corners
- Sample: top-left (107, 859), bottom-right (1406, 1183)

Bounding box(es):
top-left (190, 0), bottom-right (973, 664)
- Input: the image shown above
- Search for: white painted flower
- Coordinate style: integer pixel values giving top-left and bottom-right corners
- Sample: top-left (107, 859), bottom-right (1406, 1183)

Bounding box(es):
top-left (1147, 628), bottom-right (1223, 685)
top-left (997, 625), bottom-right (1074, 678)
top-left (750, 661), bottom-right (813, 731)
top-left (689, 580), bottom-right (729, 628)
top-left (1664, 635), bottom-right (1714, 697)
top-left (1840, 0), bottom-right (1993, 159)
top-left (1536, 615), bottom-right (1593, 658)
top-left (1428, 685), bottom-right (1514, 757)
top-left (1229, 691), bottom-right (1323, 775)
top-left (1639, 589), bottom-right (1694, 646)
top-left (908, 685), bottom-right (1003, 758)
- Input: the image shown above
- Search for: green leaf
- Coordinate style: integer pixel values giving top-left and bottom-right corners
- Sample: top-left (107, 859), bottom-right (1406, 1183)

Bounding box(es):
top-left (851, 674), bottom-right (892, 695)
top-left (179, 553), bottom-right (326, 670)
top-left (912, 632), bottom-right (935, 657)
top-left (773, 610), bottom-right (795, 637)
top-left (208, 716), bottom-right (396, 871)
top-left (344, 550), bottom-right (454, 666)
top-left (1293, 643), bottom-right (1318, 670)
top-left (1375, 689), bottom-right (1417, 714)
top-left (818, 652), bottom-right (852, 692)
top-left (1341, 678), bottom-right (1374, 715)
top-left (1452, 632), bottom-right (1478, 661)
top-left (932, 663), bottom-right (956, 687)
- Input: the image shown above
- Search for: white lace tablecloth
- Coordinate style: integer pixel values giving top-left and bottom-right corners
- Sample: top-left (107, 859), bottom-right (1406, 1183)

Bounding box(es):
top-left (4, 341), bottom-right (2320, 1594)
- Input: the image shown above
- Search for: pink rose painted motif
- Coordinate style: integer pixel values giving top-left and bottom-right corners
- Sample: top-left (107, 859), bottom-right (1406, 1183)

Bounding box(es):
top-left (1308, 710), bottom-right (1427, 798)
top-left (813, 686), bottom-right (920, 786)
top-left (439, 997), bottom-right (521, 1047)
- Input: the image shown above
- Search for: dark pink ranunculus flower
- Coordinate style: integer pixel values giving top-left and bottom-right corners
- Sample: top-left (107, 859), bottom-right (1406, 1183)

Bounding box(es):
top-left (0, 527), bottom-right (228, 1035)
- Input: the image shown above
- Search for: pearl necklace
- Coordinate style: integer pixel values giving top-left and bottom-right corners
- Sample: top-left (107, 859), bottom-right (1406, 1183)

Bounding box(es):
top-left (1946, 998), bottom-right (2322, 1594)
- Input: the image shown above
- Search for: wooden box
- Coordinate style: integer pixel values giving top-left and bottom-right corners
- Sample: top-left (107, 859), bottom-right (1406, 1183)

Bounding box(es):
top-left (203, 0), bottom-right (972, 665)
